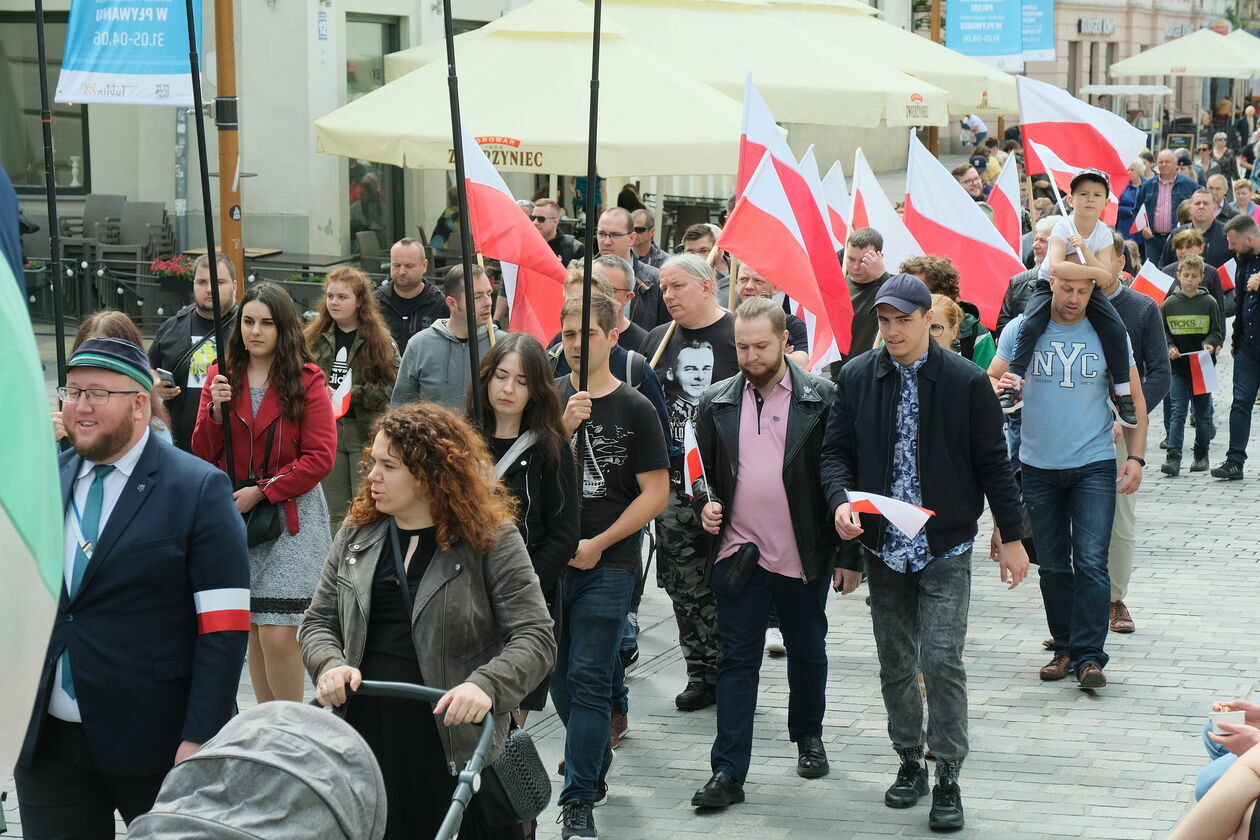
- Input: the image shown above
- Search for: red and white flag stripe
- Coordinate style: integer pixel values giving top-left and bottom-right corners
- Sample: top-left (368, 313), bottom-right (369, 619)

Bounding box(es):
top-left (736, 73), bottom-right (795, 196)
top-left (1131, 260), bottom-right (1174, 303)
top-left (851, 148), bottom-right (922, 271)
top-left (989, 152), bottom-right (1023, 256)
top-left (194, 588), bottom-right (251, 634)
top-left (1219, 258), bottom-right (1237, 292)
top-left (683, 420), bottom-right (705, 499)
top-left (846, 491), bottom-right (935, 539)
top-left (330, 369), bottom-right (352, 420)
top-left (820, 161), bottom-right (852, 246)
top-left (1129, 204), bottom-right (1150, 235)
top-left (1187, 350), bottom-right (1220, 395)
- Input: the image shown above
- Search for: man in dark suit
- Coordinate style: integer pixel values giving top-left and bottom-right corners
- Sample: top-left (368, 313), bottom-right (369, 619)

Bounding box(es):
top-left (15, 337), bottom-right (250, 838)
top-left (1135, 149), bottom-right (1201, 263)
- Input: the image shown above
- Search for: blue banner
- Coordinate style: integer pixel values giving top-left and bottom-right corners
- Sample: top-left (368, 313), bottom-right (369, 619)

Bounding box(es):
top-left (1023, 0), bottom-right (1056, 62)
top-left (945, 0), bottom-right (1024, 71)
top-left (55, 0), bottom-right (202, 106)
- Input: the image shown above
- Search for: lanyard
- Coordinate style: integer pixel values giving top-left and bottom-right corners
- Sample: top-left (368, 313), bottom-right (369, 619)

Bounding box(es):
top-left (69, 496), bottom-right (95, 560)
top-left (388, 518), bottom-right (415, 623)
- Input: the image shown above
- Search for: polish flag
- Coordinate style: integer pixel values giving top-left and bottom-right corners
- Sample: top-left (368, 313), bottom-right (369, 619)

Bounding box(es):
top-left (1018, 75), bottom-right (1147, 226)
top-left (902, 135), bottom-right (1023, 328)
top-left (1129, 204), bottom-right (1150, 236)
top-left (989, 152), bottom-right (1023, 256)
top-left (736, 73), bottom-right (795, 195)
top-left (821, 161), bottom-right (852, 245)
top-left (718, 151), bottom-right (843, 369)
top-left (850, 147), bottom-right (923, 271)
top-left (1187, 350), bottom-right (1220, 396)
top-left (683, 419), bottom-right (706, 499)
top-left (461, 129), bottom-right (566, 342)
top-left (1026, 140), bottom-right (1121, 216)
top-left (1219, 258), bottom-right (1237, 292)
top-left (847, 491), bottom-right (935, 539)
top-left (193, 588), bottom-right (251, 634)
top-left (796, 146), bottom-right (846, 369)
top-left (1131, 260), bottom-right (1174, 303)
top-left (330, 368), bottom-right (352, 419)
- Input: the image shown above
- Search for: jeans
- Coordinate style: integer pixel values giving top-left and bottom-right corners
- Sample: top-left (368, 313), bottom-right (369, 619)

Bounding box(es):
top-left (709, 562), bottom-right (829, 782)
top-left (1023, 460), bottom-right (1116, 673)
top-left (1166, 371), bottom-right (1212, 459)
top-left (1196, 717), bottom-right (1237, 800)
top-left (550, 566), bottom-right (634, 806)
top-left (611, 529), bottom-right (645, 717)
top-left (1227, 345), bottom-right (1260, 466)
top-left (866, 549), bottom-right (973, 763)
top-left (1006, 410), bottom-right (1023, 474)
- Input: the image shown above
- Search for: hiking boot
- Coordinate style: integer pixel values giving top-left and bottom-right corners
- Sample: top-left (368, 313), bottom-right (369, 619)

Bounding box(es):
top-left (558, 802), bottom-right (597, 840)
top-left (1039, 654), bottom-right (1071, 681)
top-left (885, 759), bottom-right (929, 808)
top-left (1160, 456), bottom-right (1181, 477)
top-left (691, 771), bottom-right (744, 809)
top-left (1111, 393), bottom-right (1139, 428)
top-left (1212, 461), bottom-right (1245, 480)
top-left (675, 681), bottom-right (716, 711)
top-left (609, 713), bottom-right (628, 750)
top-left (1191, 454), bottom-right (1210, 472)
top-left (1078, 663), bottom-right (1107, 689)
top-left (1110, 601), bottom-right (1135, 634)
top-left (928, 781), bottom-right (965, 831)
top-left (765, 627), bottom-right (786, 657)
top-left (1159, 438), bottom-right (1168, 449)
top-left (998, 385), bottom-right (1023, 414)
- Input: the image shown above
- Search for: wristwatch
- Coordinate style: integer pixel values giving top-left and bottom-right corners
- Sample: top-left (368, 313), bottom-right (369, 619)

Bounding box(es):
top-left (1127, 455), bottom-right (1146, 467)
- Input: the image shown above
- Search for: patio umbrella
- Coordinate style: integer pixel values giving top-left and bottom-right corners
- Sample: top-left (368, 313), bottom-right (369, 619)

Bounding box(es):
top-left (316, 2), bottom-right (747, 175)
top-left (1110, 29), bottom-right (1260, 80)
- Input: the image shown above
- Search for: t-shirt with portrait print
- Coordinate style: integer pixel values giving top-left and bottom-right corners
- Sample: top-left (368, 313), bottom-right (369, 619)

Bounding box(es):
top-left (644, 312), bottom-right (739, 448)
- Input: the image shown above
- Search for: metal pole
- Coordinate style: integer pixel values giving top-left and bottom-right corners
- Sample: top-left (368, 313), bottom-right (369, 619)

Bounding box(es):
top-left (213, 0), bottom-right (244, 294)
top-left (441, 0), bottom-right (484, 426)
top-left (185, 0), bottom-right (235, 483)
top-left (579, 0), bottom-right (602, 394)
top-left (34, 0), bottom-right (66, 388)
top-left (927, 0), bottom-right (942, 157)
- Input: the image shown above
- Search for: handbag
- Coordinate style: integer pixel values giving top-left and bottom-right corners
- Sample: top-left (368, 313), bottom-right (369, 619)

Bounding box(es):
top-left (716, 543), bottom-right (760, 598)
top-left (478, 727), bottom-right (552, 826)
top-left (236, 418), bottom-right (282, 548)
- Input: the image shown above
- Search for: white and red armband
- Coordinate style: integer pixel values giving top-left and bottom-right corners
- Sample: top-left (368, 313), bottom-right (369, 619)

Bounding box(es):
top-left (193, 588), bottom-right (251, 634)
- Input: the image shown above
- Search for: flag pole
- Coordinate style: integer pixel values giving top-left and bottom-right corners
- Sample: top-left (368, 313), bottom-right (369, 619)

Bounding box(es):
top-left (651, 242), bottom-right (720, 369)
top-left (578, 0), bottom-right (602, 394)
top-left (184, 0), bottom-right (235, 483)
top-left (441, 0), bottom-right (484, 426)
top-left (475, 253), bottom-right (496, 346)
top-left (34, 0), bottom-right (66, 388)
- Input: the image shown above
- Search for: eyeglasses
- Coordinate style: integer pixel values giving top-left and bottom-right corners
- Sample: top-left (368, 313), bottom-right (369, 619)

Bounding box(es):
top-left (1199, 146), bottom-right (1210, 152)
top-left (929, 324), bottom-right (946, 336)
top-left (596, 230), bottom-right (631, 240)
top-left (611, 287), bottom-right (633, 294)
top-left (633, 225), bottom-right (652, 234)
top-left (58, 386), bottom-right (141, 405)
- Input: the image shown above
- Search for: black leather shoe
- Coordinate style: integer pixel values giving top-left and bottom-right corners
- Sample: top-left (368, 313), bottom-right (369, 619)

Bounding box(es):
top-left (796, 735), bottom-right (830, 778)
top-left (928, 781), bottom-right (965, 831)
top-left (675, 681), bottom-right (716, 711)
top-left (691, 771), bottom-right (744, 809)
top-left (885, 760), bottom-right (929, 808)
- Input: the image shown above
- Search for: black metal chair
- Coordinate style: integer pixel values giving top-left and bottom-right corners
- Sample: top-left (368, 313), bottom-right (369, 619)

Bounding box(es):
top-left (59, 194), bottom-right (126, 265)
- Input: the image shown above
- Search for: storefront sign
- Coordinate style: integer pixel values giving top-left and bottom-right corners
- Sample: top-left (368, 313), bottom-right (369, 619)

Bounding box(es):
top-left (946, 0), bottom-right (1024, 71)
top-left (1023, 0), bottom-right (1056, 62)
top-left (56, 0), bottom-right (203, 106)
top-left (1165, 23), bottom-right (1196, 38)
top-left (1077, 17), bottom-right (1117, 36)
top-left (448, 137), bottom-right (544, 169)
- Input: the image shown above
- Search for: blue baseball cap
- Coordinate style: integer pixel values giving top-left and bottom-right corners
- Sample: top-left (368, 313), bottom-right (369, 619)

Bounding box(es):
top-left (870, 273), bottom-right (933, 314)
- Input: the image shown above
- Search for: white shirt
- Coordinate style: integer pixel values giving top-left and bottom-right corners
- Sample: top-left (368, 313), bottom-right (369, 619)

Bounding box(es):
top-left (1038, 217), bottom-right (1115, 280)
top-left (50, 429), bottom-right (151, 722)
top-left (963, 114), bottom-right (988, 134)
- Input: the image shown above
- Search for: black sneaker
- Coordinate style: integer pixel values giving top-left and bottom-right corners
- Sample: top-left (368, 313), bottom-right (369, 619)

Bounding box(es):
top-left (928, 781), bottom-right (965, 831)
top-left (675, 681), bottom-right (717, 711)
top-left (558, 802), bottom-right (597, 840)
top-left (1212, 461), bottom-right (1245, 480)
top-left (1160, 457), bottom-right (1180, 477)
top-left (885, 760), bottom-right (929, 808)
top-left (619, 645), bottom-right (639, 670)
top-left (1111, 393), bottom-right (1139, 428)
top-left (1191, 454), bottom-right (1210, 472)
top-left (998, 386), bottom-right (1023, 414)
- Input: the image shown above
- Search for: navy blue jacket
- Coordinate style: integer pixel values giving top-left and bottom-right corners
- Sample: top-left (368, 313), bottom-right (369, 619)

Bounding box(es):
top-left (20, 434), bottom-right (250, 776)
top-left (1134, 174), bottom-right (1200, 237)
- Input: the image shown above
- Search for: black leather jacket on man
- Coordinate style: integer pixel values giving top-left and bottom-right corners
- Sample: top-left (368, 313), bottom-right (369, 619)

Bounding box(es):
top-left (819, 341), bottom-right (1027, 571)
top-left (995, 267), bottom-right (1040, 339)
top-left (690, 361), bottom-right (839, 583)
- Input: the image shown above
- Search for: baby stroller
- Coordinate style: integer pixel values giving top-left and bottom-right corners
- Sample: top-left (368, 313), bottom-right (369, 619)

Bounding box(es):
top-left (128, 681), bottom-right (494, 840)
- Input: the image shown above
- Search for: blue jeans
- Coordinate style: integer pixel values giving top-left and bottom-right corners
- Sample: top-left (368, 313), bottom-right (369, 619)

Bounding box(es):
top-left (709, 561), bottom-right (829, 782)
top-left (610, 529), bottom-right (645, 717)
top-left (1022, 460), bottom-right (1116, 674)
top-left (1006, 410), bottom-right (1023, 474)
top-left (550, 566), bottom-right (634, 805)
top-left (1167, 371), bottom-right (1212, 459)
top-left (1196, 717), bottom-right (1237, 800)
top-left (1227, 345), bottom-right (1260, 466)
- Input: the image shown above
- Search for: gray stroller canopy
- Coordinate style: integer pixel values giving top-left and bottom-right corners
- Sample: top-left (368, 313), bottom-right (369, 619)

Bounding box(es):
top-left (128, 701), bottom-right (386, 839)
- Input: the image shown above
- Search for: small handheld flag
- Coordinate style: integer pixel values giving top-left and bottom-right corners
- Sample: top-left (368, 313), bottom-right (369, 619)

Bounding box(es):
top-left (1187, 350), bottom-right (1220, 396)
top-left (847, 491), bottom-right (935, 539)
top-left (1129, 204), bottom-right (1149, 235)
top-left (1219, 258), bottom-right (1237, 293)
top-left (1132, 260), bottom-right (1174, 303)
top-left (683, 420), bottom-right (707, 500)
top-left (330, 368), bottom-right (353, 419)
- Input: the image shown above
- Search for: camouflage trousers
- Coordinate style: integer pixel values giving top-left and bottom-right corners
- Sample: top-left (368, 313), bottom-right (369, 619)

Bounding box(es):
top-left (655, 485), bottom-right (719, 685)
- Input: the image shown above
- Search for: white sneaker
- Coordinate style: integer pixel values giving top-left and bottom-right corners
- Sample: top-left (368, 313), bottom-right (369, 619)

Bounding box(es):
top-left (765, 627), bottom-right (786, 657)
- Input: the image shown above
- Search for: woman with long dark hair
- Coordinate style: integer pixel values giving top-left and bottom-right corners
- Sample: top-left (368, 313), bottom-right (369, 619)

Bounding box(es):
top-left (193, 282), bottom-right (336, 703)
top-left (304, 266), bottom-right (400, 530)
top-left (300, 404), bottom-right (555, 840)
top-left (471, 333), bottom-right (578, 722)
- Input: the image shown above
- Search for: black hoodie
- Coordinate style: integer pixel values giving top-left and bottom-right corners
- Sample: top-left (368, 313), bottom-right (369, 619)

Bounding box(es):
top-left (374, 280), bottom-right (449, 353)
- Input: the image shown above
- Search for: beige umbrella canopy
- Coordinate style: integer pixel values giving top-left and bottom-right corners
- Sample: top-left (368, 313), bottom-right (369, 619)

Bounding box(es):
top-left (316, 7), bottom-right (747, 175)
top-left (766, 0), bottom-right (1018, 115)
top-left (384, 0), bottom-right (951, 128)
top-left (1110, 29), bottom-right (1260, 80)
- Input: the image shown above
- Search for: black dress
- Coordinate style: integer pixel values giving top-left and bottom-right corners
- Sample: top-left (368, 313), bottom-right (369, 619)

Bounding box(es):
top-left (343, 525), bottom-right (519, 840)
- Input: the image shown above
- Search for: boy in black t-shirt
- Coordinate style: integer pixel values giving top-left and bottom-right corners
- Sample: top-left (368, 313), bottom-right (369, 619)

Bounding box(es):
top-left (553, 292), bottom-right (670, 838)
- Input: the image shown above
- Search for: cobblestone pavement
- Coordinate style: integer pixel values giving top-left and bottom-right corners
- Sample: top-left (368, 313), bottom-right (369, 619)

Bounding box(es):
top-left (6, 325), bottom-right (1257, 839)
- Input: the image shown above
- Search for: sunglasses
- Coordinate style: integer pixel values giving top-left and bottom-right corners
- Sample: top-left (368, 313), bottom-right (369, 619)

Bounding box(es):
top-left (1199, 147), bottom-right (1210, 152)
top-left (530, 215), bottom-right (554, 224)
top-left (633, 225), bottom-right (652, 234)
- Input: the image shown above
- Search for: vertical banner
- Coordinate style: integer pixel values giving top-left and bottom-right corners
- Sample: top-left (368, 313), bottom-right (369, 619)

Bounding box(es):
top-left (1023, 0), bottom-right (1056, 62)
top-left (55, 0), bottom-right (203, 106)
top-left (945, 0), bottom-right (1025, 72)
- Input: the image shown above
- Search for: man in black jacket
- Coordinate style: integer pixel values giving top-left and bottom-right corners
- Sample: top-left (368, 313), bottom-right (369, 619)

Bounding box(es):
top-left (374, 238), bottom-right (448, 353)
top-left (820, 274), bottom-right (1029, 833)
top-left (996, 215), bottom-right (1059, 338)
top-left (687, 297), bottom-right (837, 810)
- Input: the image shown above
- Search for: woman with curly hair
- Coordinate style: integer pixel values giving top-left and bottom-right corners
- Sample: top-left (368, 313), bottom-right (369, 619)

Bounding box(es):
top-left (193, 282), bottom-right (337, 703)
top-left (304, 266), bottom-right (401, 530)
top-left (300, 403), bottom-right (555, 840)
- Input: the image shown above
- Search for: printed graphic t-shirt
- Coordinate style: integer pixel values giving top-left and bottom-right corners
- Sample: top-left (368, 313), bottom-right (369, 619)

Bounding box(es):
top-left (645, 312), bottom-right (739, 447)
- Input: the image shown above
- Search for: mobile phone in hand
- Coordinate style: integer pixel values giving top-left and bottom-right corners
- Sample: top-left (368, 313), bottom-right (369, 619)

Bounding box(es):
top-left (156, 368), bottom-right (175, 384)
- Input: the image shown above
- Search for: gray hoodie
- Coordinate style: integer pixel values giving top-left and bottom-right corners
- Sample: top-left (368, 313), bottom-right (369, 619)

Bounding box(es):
top-left (391, 319), bottom-right (496, 411)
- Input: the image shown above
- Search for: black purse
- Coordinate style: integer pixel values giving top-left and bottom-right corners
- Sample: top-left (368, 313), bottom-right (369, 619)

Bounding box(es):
top-left (479, 727), bottom-right (552, 826)
top-left (716, 543), bottom-right (760, 598)
top-left (236, 419), bottom-right (282, 548)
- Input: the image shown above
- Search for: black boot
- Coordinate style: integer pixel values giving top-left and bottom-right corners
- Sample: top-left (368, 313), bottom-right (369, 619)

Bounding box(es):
top-left (885, 748), bottom-right (929, 808)
top-left (929, 760), bottom-right (965, 831)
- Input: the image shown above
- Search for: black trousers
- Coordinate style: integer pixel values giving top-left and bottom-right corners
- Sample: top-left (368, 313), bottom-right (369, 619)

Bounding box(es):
top-left (14, 717), bottom-right (166, 840)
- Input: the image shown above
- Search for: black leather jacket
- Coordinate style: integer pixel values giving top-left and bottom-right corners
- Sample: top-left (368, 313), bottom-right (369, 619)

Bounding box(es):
top-left (996, 267), bottom-right (1039, 339)
top-left (690, 361), bottom-right (839, 583)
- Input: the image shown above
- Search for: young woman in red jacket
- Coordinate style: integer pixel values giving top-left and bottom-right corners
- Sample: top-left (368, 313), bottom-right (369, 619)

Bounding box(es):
top-left (193, 282), bottom-right (336, 703)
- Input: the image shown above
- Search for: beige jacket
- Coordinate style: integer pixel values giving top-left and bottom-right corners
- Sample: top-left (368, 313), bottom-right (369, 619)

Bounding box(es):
top-left (299, 518), bottom-right (556, 772)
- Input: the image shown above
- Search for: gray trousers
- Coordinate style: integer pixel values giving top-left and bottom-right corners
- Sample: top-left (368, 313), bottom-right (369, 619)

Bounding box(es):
top-left (866, 548), bottom-right (972, 763)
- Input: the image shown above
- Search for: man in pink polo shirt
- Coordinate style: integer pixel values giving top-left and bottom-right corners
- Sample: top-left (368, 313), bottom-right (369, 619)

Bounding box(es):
top-left (686, 296), bottom-right (839, 810)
